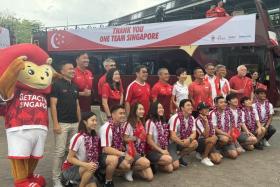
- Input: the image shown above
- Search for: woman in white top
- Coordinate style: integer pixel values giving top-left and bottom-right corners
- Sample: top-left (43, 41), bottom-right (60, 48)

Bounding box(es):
top-left (146, 101), bottom-right (174, 173)
top-left (171, 68), bottom-right (189, 114)
top-left (123, 103), bottom-right (153, 182)
top-left (61, 112), bottom-right (101, 187)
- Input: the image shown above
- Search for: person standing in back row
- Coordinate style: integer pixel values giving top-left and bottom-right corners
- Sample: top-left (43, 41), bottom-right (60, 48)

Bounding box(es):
top-left (125, 65), bottom-right (151, 116)
top-left (50, 61), bottom-right (81, 187)
top-left (229, 65), bottom-right (253, 102)
top-left (73, 52), bottom-right (94, 112)
top-left (189, 67), bottom-right (213, 118)
top-left (151, 68), bottom-right (173, 119)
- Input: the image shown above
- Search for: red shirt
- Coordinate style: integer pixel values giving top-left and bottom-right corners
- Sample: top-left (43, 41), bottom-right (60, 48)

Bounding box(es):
top-left (214, 7), bottom-right (228, 17)
top-left (188, 80), bottom-right (213, 110)
top-left (98, 74), bottom-right (106, 96)
top-left (73, 67), bottom-right (94, 112)
top-left (229, 75), bottom-right (253, 100)
top-left (125, 81), bottom-right (151, 116)
top-left (102, 83), bottom-right (123, 110)
top-left (151, 81), bottom-right (173, 119)
top-left (5, 89), bottom-right (48, 131)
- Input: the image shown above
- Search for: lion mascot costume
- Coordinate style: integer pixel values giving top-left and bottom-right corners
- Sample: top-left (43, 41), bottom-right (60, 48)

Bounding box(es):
top-left (0, 43), bottom-right (53, 187)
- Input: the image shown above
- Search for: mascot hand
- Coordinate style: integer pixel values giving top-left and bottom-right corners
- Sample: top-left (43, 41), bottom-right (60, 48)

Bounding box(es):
top-left (0, 56), bottom-right (26, 100)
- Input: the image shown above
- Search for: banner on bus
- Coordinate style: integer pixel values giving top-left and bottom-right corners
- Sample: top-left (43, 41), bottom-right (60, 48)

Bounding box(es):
top-left (47, 14), bottom-right (256, 51)
top-left (0, 27), bottom-right (10, 49)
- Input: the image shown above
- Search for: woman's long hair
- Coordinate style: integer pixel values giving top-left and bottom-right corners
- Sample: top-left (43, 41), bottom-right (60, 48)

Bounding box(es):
top-left (106, 68), bottom-right (121, 91)
top-left (127, 103), bottom-right (145, 128)
top-left (78, 112), bottom-right (97, 136)
top-left (147, 101), bottom-right (166, 123)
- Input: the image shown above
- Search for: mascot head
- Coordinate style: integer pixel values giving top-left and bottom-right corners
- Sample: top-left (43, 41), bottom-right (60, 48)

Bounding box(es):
top-left (0, 43), bottom-right (53, 94)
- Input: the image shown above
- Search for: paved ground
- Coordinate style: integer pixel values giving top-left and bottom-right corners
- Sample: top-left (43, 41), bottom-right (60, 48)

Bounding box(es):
top-left (0, 116), bottom-right (280, 187)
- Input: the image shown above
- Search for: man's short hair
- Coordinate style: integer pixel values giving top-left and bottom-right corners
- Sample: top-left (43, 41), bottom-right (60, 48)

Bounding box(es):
top-left (103, 58), bottom-right (116, 68)
top-left (110, 105), bottom-right (125, 113)
top-left (237, 65), bottom-right (246, 72)
top-left (204, 63), bottom-right (215, 69)
top-left (215, 64), bottom-right (226, 71)
top-left (255, 88), bottom-right (266, 95)
top-left (179, 99), bottom-right (192, 110)
top-left (59, 60), bottom-right (72, 72)
top-left (193, 67), bottom-right (203, 75)
top-left (214, 96), bottom-right (225, 104)
top-left (240, 96), bottom-right (250, 105)
top-left (157, 68), bottom-right (168, 75)
top-left (76, 52), bottom-right (88, 60)
top-left (226, 93), bottom-right (238, 102)
top-left (135, 65), bottom-right (147, 73)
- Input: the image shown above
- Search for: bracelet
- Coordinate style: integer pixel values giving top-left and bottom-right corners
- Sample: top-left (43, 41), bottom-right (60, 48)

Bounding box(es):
top-left (189, 138), bottom-right (193, 143)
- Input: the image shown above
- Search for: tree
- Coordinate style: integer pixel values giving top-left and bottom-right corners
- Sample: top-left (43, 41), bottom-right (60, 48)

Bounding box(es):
top-left (0, 11), bottom-right (43, 44)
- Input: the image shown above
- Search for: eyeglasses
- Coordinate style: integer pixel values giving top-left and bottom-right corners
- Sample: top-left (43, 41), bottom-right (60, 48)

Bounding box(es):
top-left (110, 64), bottom-right (116, 67)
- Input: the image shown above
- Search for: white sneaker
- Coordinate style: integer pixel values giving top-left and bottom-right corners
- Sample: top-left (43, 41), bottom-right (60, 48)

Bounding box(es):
top-left (195, 152), bottom-right (202, 160)
top-left (263, 140), bottom-right (271, 147)
top-left (53, 180), bottom-right (63, 187)
top-left (124, 170), bottom-right (134, 182)
top-left (201, 157), bottom-right (214, 167)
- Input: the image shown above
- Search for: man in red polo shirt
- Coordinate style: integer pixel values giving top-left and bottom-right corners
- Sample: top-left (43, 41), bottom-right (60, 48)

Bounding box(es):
top-left (73, 52), bottom-right (93, 112)
top-left (125, 65), bottom-right (150, 116)
top-left (214, 1), bottom-right (229, 17)
top-left (229, 65), bottom-right (253, 102)
top-left (189, 68), bottom-right (212, 117)
top-left (97, 58), bottom-right (117, 96)
top-left (151, 68), bottom-right (173, 119)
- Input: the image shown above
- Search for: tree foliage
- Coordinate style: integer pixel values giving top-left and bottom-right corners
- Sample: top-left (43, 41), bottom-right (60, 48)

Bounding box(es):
top-left (0, 11), bottom-right (43, 44)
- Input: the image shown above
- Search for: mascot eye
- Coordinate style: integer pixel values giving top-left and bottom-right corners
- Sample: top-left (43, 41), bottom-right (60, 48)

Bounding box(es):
top-left (45, 71), bottom-right (49, 77)
top-left (28, 69), bottom-right (35, 75)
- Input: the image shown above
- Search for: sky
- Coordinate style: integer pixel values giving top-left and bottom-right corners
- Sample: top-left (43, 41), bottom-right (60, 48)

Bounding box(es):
top-left (0, 0), bottom-right (167, 27)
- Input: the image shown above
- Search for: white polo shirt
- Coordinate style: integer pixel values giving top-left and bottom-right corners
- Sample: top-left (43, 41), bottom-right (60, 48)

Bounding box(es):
top-left (100, 122), bottom-right (113, 147)
top-left (252, 102), bottom-right (274, 123)
top-left (168, 113), bottom-right (196, 139)
top-left (172, 81), bottom-right (189, 107)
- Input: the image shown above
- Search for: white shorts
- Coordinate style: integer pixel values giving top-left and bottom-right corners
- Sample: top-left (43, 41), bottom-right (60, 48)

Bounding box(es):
top-left (6, 128), bottom-right (48, 159)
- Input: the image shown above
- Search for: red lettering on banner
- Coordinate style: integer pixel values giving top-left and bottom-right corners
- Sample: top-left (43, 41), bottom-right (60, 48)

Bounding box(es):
top-left (113, 27), bottom-right (131, 34)
top-left (111, 35), bottom-right (126, 42)
top-left (127, 32), bottom-right (159, 41)
top-left (100, 36), bottom-right (110, 42)
top-left (133, 26), bottom-right (144, 33)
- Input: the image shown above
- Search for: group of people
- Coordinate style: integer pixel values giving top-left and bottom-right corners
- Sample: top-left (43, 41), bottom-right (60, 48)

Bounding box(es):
top-left (49, 52), bottom-right (276, 187)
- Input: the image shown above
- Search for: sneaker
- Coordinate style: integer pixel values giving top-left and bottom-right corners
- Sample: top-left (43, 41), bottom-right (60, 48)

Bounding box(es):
top-left (255, 143), bottom-right (264, 150)
top-left (240, 147), bottom-right (246, 153)
top-left (53, 180), bottom-right (63, 187)
top-left (201, 157), bottom-right (214, 167)
top-left (179, 157), bottom-right (188, 167)
top-left (103, 181), bottom-right (115, 187)
top-left (124, 170), bottom-right (133, 182)
top-left (15, 179), bottom-right (40, 187)
top-left (263, 140), bottom-right (271, 147)
top-left (195, 152), bottom-right (202, 160)
top-left (28, 174), bottom-right (46, 187)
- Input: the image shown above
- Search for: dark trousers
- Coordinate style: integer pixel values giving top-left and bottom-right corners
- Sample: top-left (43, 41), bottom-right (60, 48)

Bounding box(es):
top-left (264, 125), bottom-right (276, 141)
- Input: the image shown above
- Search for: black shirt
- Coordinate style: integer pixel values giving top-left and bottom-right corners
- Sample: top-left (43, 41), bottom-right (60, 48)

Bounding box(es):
top-left (51, 78), bottom-right (79, 123)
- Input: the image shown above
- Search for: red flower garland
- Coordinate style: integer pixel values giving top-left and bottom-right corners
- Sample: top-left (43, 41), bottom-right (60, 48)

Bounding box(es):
top-left (242, 107), bottom-right (257, 133)
top-left (153, 120), bottom-right (169, 149)
top-left (256, 100), bottom-right (270, 124)
top-left (83, 133), bottom-right (100, 167)
top-left (213, 109), bottom-right (231, 133)
top-left (227, 107), bottom-right (243, 130)
top-left (177, 112), bottom-right (194, 139)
